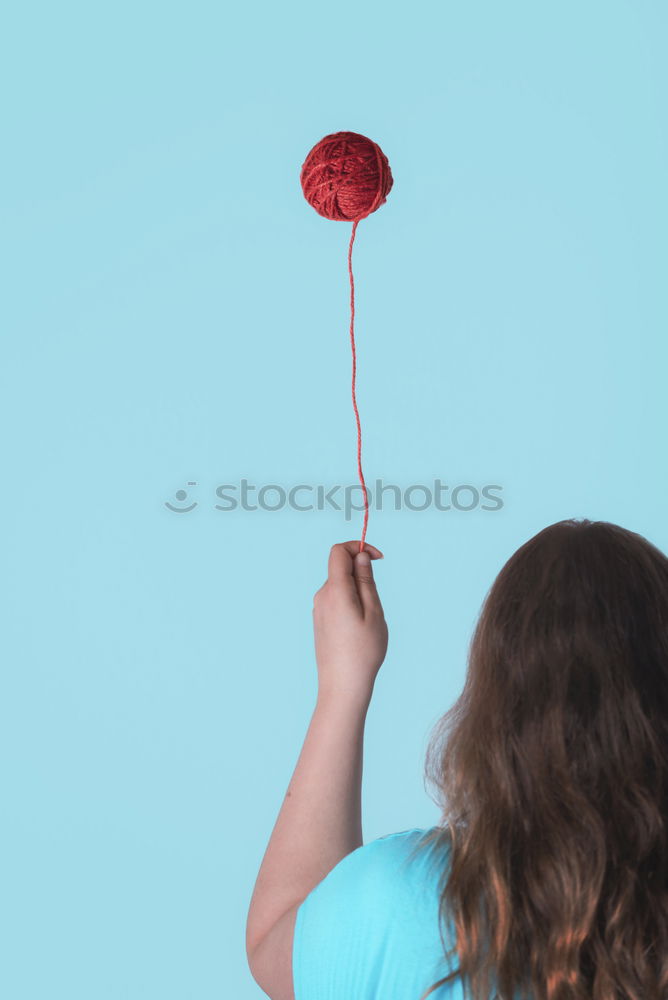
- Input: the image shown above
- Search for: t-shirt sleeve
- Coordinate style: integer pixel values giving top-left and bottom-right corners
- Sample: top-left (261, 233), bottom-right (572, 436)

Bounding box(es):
top-left (292, 827), bottom-right (458, 1000)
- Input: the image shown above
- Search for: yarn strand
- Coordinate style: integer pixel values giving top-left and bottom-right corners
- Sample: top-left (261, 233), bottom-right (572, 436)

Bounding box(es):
top-left (300, 131), bottom-right (392, 550)
top-left (348, 219), bottom-right (368, 552)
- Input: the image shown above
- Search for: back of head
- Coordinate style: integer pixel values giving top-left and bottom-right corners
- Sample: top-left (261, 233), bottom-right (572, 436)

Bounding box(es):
top-left (420, 518), bottom-right (668, 1000)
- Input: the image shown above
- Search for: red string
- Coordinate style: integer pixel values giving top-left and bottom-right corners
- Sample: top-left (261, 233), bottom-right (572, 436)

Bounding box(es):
top-left (348, 219), bottom-right (368, 553)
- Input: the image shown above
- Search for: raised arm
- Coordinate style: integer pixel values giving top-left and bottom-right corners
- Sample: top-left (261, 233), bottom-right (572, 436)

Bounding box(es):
top-left (246, 541), bottom-right (387, 999)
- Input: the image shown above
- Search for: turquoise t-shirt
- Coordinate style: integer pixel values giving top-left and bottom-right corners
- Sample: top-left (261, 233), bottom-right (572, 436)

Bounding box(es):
top-left (292, 826), bottom-right (462, 999)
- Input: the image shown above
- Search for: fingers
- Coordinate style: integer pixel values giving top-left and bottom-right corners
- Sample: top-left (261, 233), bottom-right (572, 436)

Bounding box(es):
top-left (353, 550), bottom-right (384, 617)
top-left (316, 542), bottom-right (385, 615)
top-left (327, 541), bottom-right (383, 583)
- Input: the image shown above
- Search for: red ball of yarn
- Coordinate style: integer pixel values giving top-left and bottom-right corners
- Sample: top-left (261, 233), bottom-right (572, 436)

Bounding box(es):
top-left (300, 131), bottom-right (393, 223)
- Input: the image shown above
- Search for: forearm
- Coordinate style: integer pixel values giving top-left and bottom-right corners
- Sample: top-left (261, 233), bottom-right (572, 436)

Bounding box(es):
top-left (246, 690), bottom-right (370, 953)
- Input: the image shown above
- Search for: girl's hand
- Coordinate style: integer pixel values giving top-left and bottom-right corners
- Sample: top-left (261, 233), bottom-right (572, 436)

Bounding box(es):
top-left (312, 541), bottom-right (388, 706)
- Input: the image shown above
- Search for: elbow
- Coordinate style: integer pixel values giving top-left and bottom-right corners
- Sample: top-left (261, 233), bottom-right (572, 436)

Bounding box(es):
top-left (245, 910), bottom-right (262, 969)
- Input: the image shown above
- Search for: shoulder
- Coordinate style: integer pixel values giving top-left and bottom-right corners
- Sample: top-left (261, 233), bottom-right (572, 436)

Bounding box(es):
top-left (316, 825), bottom-right (451, 894)
top-left (299, 825), bottom-right (452, 911)
top-left (293, 826), bottom-right (454, 998)
top-left (320, 826), bottom-right (449, 897)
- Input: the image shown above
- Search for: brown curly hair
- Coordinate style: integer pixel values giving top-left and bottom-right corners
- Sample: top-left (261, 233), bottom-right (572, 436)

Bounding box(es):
top-left (415, 519), bottom-right (668, 1000)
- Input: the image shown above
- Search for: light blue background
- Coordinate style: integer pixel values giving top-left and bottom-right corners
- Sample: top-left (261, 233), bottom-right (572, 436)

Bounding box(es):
top-left (2, 1), bottom-right (666, 996)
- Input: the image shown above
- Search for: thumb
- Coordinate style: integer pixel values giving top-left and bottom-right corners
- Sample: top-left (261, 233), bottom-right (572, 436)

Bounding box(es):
top-left (353, 551), bottom-right (383, 616)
